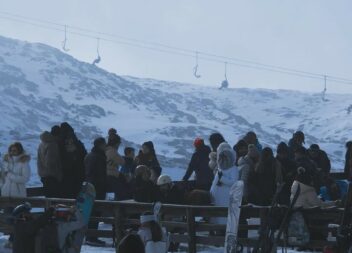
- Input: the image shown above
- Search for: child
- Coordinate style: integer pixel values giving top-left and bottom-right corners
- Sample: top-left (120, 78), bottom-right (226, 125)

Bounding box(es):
top-left (120, 147), bottom-right (136, 181)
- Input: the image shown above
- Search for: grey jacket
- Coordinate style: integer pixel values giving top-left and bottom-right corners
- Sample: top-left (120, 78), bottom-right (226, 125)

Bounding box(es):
top-left (37, 131), bottom-right (63, 181)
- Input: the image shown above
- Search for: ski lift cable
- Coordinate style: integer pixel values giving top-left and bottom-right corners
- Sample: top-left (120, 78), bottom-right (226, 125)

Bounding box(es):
top-left (3, 11), bottom-right (351, 83)
top-left (1, 13), bottom-right (352, 86)
top-left (0, 11), bottom-right (337, 79)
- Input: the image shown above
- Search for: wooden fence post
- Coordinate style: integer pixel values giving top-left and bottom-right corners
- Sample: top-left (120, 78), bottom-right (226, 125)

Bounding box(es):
top-left (114, 205), bottom-right (124, 253)
top-left (186, 207), bottom-right (196, 253)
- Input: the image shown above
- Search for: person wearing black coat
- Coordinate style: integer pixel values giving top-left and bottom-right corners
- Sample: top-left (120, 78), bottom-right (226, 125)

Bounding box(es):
top-left (294, 146), bottom-right (322, 191)
top-left (183, 138), bottom-right (214, 191)
top-left (135, 141), bottom-right (162, 182)
top-left (133, 165), bottom-right (161, 203)
top-left (84, 137), bottom-right (107, 246)
top-left (344, 141), bottom-right (352, 180)
top-left (288, 131), bottom-right (305, 159)
top-left (276, 142), bottom-right (297, 204)
top-left (59, 122), bottom-right (87, 198)
top-left (308, 144), bottom-right (331, 180)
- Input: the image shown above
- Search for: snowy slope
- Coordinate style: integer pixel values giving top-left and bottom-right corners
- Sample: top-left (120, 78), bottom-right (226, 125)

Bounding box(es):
top-left (0, 35), bottom-right (351, 186)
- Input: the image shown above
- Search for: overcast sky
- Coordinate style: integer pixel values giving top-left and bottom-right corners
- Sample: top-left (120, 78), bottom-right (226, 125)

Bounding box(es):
top-left (0, 0), bottom-right (352, 94)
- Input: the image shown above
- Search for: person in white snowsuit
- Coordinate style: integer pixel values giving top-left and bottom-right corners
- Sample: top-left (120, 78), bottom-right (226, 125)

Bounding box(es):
top-left (210, 142), bottom-right (239, 224)
top-left (1, 142), bottom-right (30, 197)
top-left (137, 212), bottom-right (168, 253)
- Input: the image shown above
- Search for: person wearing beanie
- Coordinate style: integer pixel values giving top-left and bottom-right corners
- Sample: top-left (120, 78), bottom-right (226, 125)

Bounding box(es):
top-left (84, 137), bottom-right (107, 246)
top-left (135, 141), bottom-right (162, 183)
top-left (105, 129), bottom-right (129, 200)
top-left (291, 167), bottom-right (337, 209)
top-left (182, 138), bottom-right (214, 191)
top-left (210, 142), bottom-right (239, 225)
top-left (237, 144), bottom-right (260, 202)
top-left (276, 142), bottom-right (297, 204)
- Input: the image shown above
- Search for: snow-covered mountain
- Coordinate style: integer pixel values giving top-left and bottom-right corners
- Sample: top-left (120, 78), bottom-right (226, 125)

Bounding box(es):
top-left (0, 35), bottom-right (351, 184)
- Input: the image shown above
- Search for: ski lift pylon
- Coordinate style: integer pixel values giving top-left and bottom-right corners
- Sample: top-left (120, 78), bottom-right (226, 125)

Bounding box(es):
top-left (62, 25), bottom-right (70, 52)
top-left (193, 51), bottom-right (201, 78)
top-left (322, 75), bottom-right (327, 101)
top-left (92, 38), bottom-right (101, 65)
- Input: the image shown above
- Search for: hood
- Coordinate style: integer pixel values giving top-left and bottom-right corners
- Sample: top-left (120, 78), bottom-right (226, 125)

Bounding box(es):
top-left (40, 131), bottom-right (57, 143)
top-left (217, 142), bottom-right (236, 170)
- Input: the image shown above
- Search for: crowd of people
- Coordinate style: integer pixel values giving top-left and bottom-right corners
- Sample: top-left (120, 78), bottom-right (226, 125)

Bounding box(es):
top-left (1, 123), bottom-right (352, 249)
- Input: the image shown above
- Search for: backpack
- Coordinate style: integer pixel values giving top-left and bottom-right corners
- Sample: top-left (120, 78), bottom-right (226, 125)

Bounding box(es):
top-left (287, 211), bottom-right (310, 246)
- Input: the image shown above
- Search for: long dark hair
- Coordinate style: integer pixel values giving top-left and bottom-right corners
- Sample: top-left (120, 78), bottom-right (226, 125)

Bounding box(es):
top-left (209, 133), bottom-right (225, 152)
top-left (8, 142), bottom-right (24, 155)
top-left (143, 212), bottom-right (163, 242)
top-left (256, 147), bottom-right (275, 174)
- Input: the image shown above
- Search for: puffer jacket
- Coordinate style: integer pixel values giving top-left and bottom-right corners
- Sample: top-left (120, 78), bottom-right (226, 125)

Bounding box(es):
top-left (2, 153), bottom-right (31, 197)
top-left (291, 180), bottom-right (335, 209)
top-left (105, 146), bottom-right (125, 178)
top-left (37, 131), bottom-right (62, 181)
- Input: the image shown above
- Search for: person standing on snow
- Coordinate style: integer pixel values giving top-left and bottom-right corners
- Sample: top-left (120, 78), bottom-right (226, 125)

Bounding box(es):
top-left (237, 144), bottom-right (260, 203)
top-left (60, 122), bottom-right (87, 199)
top-left (288, 131), bottom-right (305, 159)
top-left (84, 137), bottom-right (107, 246)
top-left (37, 130), bottom-right (63, 198)
top-left (344, 141), bottom-right (352, 181)
top-left (247, 147), bottom-right (283, 206)
top-left (210, 142), bottom-right (239, 225)
top-left (135, 141), bottom-right (162, 183)
top-left (2, 142), bottom-right (30, 198)
top-left (208, 133), bottom-right (226, 174)
top-left (242, 131), bottom-right (263, 152)
top-left (105, 128), bottom-right (130, 200)
top-left (233, 139), bottom-right (248, 166)
top-left (183, 138), bottom-right (214, 191)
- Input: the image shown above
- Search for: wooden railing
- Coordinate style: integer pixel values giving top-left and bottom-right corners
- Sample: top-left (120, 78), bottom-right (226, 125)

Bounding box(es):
top-left (0, 196), bottom-right (346, 253)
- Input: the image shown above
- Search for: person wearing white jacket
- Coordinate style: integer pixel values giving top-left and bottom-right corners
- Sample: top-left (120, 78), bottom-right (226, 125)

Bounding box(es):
top-left (138, 212), bottom-right (168, 253)
top-left (210, 142), bottom-right (239, 225)
top-left (1, 142), bottom-right (30, 197)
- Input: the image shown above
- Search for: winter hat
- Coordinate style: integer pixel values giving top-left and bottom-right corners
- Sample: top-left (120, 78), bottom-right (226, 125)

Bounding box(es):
top-left (51, 125), bottom-right (61, 137)
top-left (193, 138), bottom-right (204, 149)
top-left (217, 142), bottom-right (236, 170)
top-left (277, 142), bottom-right (289, 154)
top-left (247, 144), bottom-right (259, 159)
top-left (12, 202), bottom-right (31, 218)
